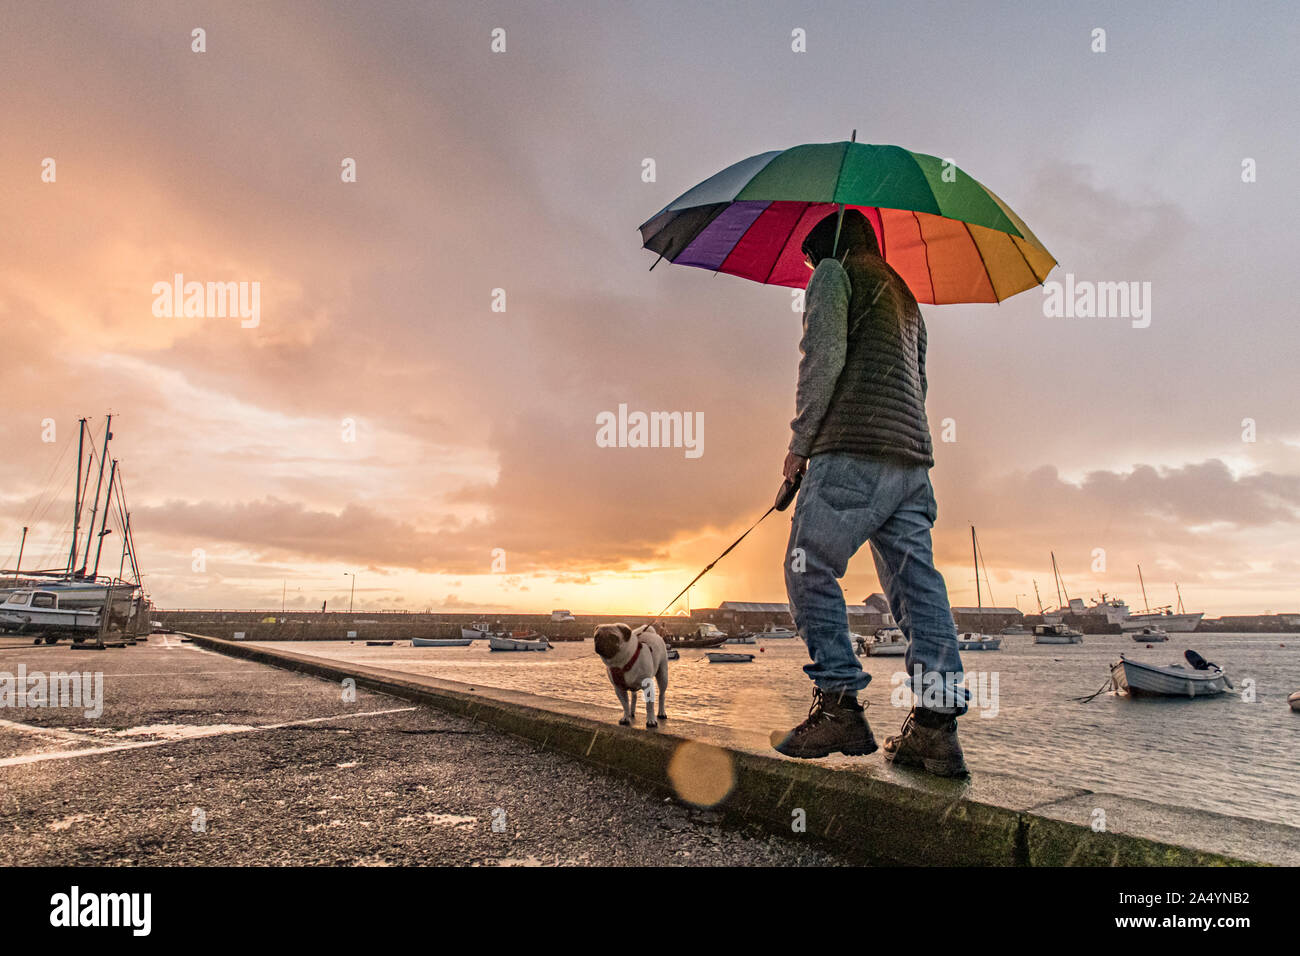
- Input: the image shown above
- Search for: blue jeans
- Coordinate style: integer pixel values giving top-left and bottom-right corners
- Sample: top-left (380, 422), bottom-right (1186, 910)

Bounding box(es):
top-left (784, 452), bottom-right (967, 715)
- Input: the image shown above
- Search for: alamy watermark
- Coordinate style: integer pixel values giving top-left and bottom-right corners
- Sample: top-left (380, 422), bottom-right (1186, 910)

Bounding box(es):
top-left (1042, 272), bottom-right (1151, 329)
top-left (152, 273), bottom-right (260, 328)
top-left (891, 666), bottom-right (999, 718)
top-left (0, 665), bottom-right (103, 718)
top-left (595, 403), bottom-right (703, 459)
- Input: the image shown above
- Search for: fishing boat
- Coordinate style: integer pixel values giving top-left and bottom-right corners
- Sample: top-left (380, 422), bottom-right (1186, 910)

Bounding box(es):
top-left (411, 637), bottom-right (472, 647)
top-left (866, 627), bottom-right (908, 656)
top-left (706, 652), bottom-right (754, 663)
top-left (488, 632), bottom-right (550, 652)
top-left (1289, 691), bottom-right (1300, 713)
top-left (1129, 626), bottom-right (1169, 643)
top-left (1033, 623), bottom-right (1083, 645)
top-left (1110, 650), bottom-right (1229, 698)
top-left (0, 590), bottom-right (101, 635)
top-left (957, 632), bottom-right (1002, 651)
top-left (1000, 623), bottom-right (1030, 636)
top-left (461, 620), bottom-right (497, 639)
top-left (958, 527), bottom-right (1003, 651)
top-left (755, 623), bottom-right (797, 639)
top-left (724, 633), bottom-right (757, 644)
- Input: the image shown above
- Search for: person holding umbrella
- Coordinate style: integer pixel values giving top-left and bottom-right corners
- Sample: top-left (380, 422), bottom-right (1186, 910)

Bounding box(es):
top-left (770, 208), bottom-right (968, 774)
top-left (639, 136), bottom-right (1056, 775)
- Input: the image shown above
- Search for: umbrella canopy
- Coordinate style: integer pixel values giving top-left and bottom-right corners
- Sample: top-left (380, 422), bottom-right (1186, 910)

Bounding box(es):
top-left (639, 140), bottom-right (1056, 304)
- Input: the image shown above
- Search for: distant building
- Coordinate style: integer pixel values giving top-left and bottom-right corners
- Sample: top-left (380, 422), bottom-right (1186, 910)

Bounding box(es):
top-left (950, 606), bottom-right (1024, 631)
top-left (708, 596), bottom-right (895, 631)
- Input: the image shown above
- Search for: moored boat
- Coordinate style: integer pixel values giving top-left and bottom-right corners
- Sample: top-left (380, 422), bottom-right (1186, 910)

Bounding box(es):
top-left (1288, 690), bottom-right (1300, 713)
top-left (866, 626), bottom-right (908, 656)
top-left (1129, 626), bottom-right (1169, 643)
top-left (1000, 623), bottom-right (1030, 636)
top-left (957, 632), bottom-right (1002, 651)
top-left (366, 640), bottom-right (394, 646)
top-left (754, 623), bottom-right (797, 639)
top-left (725, 633), bottom-right (757, 644)
top-left (706, 652), bottom-right (754, 663)
top-left (1110, 650), bottom-right (1229, 698)
top-left (488, 633), bottom-right (550, 652)
top-left (461, 620), bottom-right (496, 639)
top-left (412, 637), bottom-right (473, 647)
top-left (665, 624), bottom-right (728, 648)
top-left (957, 528), bottom-right (1002, 652)
top-left (1033, 623), bottom-right (1083, 645)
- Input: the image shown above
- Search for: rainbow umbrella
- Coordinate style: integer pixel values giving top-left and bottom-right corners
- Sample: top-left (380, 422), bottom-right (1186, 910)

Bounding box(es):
top-left (638, 137), bottom-right (1055, 304)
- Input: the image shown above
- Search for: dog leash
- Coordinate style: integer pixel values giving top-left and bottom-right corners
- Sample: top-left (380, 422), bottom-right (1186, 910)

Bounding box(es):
top-left (645, 473), bottom-right (802, 627)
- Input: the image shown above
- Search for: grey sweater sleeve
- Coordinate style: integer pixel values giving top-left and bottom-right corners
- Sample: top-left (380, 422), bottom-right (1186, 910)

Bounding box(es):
top-left (788, 258), bottom-right (851, 456)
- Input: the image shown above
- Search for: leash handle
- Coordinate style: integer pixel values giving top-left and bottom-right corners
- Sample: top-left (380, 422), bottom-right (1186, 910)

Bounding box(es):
top-left (775, 471), bottom-right (803, 512)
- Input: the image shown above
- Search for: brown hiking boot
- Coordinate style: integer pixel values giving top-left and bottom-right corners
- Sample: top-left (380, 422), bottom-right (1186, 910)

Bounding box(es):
top-left (772, 688), bottom-right (877, 759)
top-left (883, 708), bottom-right (969, 777)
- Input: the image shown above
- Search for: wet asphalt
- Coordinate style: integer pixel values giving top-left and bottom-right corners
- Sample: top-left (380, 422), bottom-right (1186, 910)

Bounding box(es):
top-left (0, 635), bottom-right (847, 866)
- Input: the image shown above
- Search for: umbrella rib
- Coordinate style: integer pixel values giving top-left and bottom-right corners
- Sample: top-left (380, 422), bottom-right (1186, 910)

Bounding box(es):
top-left (1007, 233), bottom-right (1051, 286)
top-left (705, 201), bottom-right (774, 278)
top-left (959, 220), bottom-right (998, 302)
top-left (759, 203), bottom-right (811, 285)
top-left (911, 210), bottom-right (937, 304)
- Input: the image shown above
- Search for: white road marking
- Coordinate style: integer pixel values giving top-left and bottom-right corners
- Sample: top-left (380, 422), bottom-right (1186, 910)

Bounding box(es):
top-left (0, 718), bottom-right (107, 748)
top-left (0, 707), bottom-right (418, 768)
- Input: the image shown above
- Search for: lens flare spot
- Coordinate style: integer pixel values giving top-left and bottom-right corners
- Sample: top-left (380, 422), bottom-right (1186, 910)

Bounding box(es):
top-left (668, 740), bottom-right (735, 807)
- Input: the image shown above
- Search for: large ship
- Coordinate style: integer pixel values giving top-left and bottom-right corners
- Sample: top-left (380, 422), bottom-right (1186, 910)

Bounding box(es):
top-left (1118, 567), bottom-right (1204, 633)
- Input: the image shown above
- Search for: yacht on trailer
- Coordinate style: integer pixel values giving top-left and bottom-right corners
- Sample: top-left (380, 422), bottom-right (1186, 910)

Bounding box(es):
top-left (2, 415), bottom-right (149, 637)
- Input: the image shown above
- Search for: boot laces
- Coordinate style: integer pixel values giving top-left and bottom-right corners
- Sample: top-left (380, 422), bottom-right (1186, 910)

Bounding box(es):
top-left (796, 688), bottom-right (836, 731)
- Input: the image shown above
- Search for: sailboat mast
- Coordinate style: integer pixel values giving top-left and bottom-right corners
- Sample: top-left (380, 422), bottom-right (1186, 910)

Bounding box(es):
top-left (1175, 582), bottom-right (1184, 614)
top-left (91, 459), bottom-right (117, 578)
top-left (1138, 564), bottom-right (1150, 614)
top-left (1033, 579), bottom-right (1044, 615)
top-left (971, 526), bottom-right (981, 610)
top-left (1051, 552), bottom-right (1063, 607)
top-left (13, 527), bottom-right (27, 583)
top-left (80, 415), bottom-right (112, 577)
top-left (66, 418), bottom-right (87, 579)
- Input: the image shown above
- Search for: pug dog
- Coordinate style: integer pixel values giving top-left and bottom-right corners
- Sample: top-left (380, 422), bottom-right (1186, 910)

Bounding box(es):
top-left (593, 623), bottom-right (669, 728)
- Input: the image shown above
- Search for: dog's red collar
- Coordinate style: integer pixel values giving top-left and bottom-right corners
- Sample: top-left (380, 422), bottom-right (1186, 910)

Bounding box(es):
top-left (608, 640), bottom-right (646, 691)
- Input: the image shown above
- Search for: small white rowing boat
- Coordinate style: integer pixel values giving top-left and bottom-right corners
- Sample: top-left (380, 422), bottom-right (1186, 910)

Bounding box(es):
top-left (1110, 651), bottom-right (1229, 699)
top-left (706, 652), bottom-right (754, 663)
top-left (1288, 690), bottom-right (1300, 713)
top-left (412, 637), bottom-right (473, 647)
top-left (724, 634), bottom-right (757, 644)
top-left (488, 633), bottom-right (550, 652)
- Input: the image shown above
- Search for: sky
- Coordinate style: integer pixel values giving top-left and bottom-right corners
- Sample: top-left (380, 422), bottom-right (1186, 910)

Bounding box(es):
top-left (1, 0), bottom-right (1297, 616)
